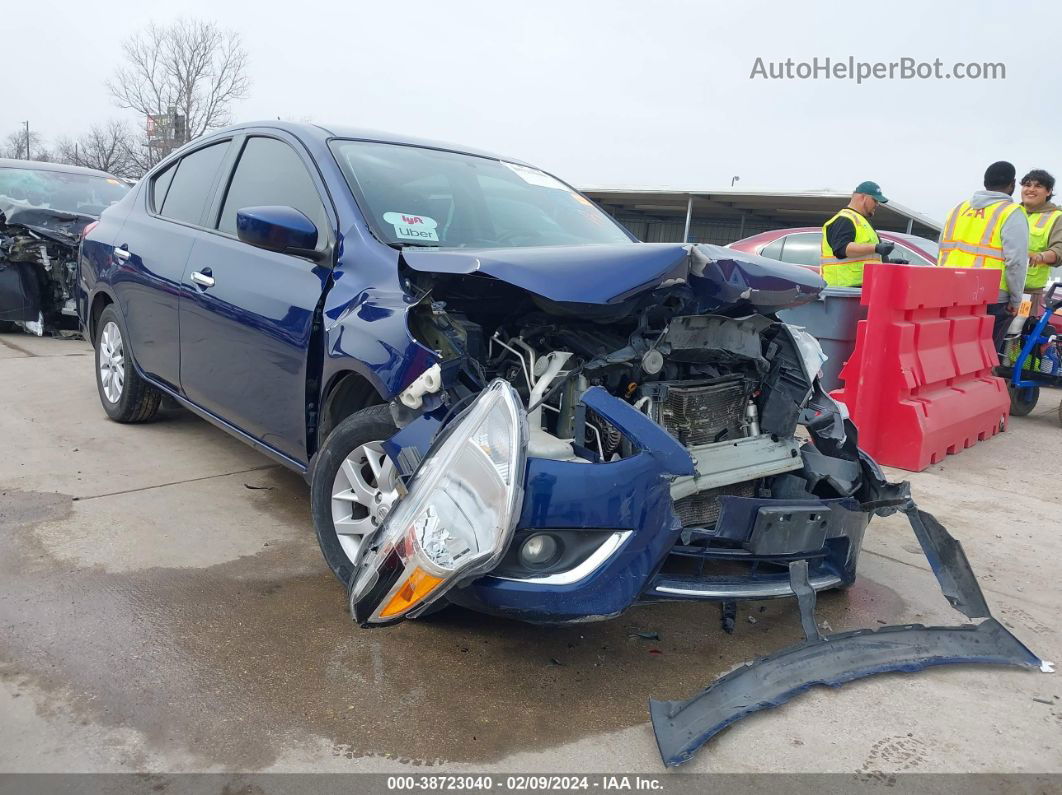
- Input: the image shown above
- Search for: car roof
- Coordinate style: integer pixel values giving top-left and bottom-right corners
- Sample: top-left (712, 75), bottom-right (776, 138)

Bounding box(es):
top-left (209, 121), bottom-right (531, 165)
top-left (733, 226), bottom-right (936, 252)
top-left (0, 158), bottom-right (120, 180)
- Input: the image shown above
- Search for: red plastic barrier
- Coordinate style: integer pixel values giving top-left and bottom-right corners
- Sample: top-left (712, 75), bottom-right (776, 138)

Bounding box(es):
top-left (830, 264), bottom-right (1009, 471)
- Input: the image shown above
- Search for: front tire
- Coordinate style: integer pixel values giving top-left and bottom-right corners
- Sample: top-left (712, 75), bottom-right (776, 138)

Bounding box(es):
top-left (94, 305), bottom-right (161, 423)
top-left (310, 404), bottom-right (402, 585)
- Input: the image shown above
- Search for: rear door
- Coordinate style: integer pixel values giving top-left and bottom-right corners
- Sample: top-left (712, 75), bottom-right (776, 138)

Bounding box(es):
top-left (178, 132), bottom-right (336, 465)
top-left (113, 140), bottom-right (232, 389)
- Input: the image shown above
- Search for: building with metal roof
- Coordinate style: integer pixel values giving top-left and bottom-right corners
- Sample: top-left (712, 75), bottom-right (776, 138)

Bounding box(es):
top-left (581, 188), bottom-right (941, 246)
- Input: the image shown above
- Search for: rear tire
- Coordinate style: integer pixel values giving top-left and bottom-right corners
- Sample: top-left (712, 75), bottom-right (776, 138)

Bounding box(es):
top-left (1008, 385), bottom-right (1039, 417)
top-left (94, 305), bottom-right (161, 423)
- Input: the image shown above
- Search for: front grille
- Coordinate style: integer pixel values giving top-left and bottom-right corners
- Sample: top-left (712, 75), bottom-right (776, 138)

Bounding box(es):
top-left (673, 481), bottom-right (757, 528)
top-left (656, 378), bottom-right (750, 446)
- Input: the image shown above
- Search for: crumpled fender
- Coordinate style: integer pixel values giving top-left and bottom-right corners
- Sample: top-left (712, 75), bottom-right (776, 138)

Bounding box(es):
top-left (580, 386), bottom-right (695, 476)
top-left (689, 244), bottom-right (824, 314)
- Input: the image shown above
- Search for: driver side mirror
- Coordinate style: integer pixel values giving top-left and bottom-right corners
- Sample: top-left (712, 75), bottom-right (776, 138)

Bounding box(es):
top-left (236, 206), bottom-right (321, 259)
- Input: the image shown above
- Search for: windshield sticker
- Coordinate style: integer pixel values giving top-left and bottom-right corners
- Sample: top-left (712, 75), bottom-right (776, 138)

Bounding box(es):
top-left (502, 162), bottom-right (568, 191)
top-left (383, 212), bottom-right (439, 242)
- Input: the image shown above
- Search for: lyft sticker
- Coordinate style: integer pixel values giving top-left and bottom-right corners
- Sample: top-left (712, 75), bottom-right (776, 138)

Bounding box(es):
top-left (383, 212), bottom-right (439, 242)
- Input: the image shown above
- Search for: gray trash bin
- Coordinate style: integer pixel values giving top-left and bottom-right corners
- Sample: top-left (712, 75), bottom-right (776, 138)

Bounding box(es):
top-left (778, 287), bottom-right (866, 392)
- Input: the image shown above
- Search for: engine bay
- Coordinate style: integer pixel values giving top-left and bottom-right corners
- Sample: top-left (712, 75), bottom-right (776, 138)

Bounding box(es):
top-left (401, 268), bottom-right (866, 536)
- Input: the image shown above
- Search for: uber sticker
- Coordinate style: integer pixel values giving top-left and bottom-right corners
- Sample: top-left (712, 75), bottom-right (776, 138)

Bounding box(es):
top-left (383, 212), bottom-right (439, 242)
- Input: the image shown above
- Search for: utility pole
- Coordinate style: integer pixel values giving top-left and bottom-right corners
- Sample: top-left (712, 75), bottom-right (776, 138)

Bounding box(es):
top-left (23, 120), bottom-right (30, 160)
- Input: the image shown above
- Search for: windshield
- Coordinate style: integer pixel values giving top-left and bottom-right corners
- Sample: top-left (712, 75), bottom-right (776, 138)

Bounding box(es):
top-left (0, 166), bottom-right (129, 217)
top-left (330, 140), bottom-right (633, 249)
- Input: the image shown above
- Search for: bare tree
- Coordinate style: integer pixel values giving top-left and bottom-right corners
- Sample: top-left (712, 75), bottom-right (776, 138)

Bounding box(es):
top-left (54, 121), bottom-right (139, 177)
top-left (1, 128), bottom-right (52, 161)
top-left (107, 18), bottom-right (249, 170)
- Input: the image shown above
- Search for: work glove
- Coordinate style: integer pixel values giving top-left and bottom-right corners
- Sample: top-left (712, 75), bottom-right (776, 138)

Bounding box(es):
top-left (890, 258), bottom-right (910, 264)
top-left (874, 241), bottom-right (895, 257)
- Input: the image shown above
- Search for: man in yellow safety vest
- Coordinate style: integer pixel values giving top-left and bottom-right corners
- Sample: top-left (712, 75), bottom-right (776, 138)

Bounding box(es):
top-left (820, 181), bottom-right (895, 287)
top-left (938, 161), bottom-right (1029, 354)
top-left (1020, 169), bottom-right (1062, 316)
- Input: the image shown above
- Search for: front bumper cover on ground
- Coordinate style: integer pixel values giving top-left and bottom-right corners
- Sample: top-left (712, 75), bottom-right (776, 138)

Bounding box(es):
top-left (649, 504), bottom-right (1053, 767)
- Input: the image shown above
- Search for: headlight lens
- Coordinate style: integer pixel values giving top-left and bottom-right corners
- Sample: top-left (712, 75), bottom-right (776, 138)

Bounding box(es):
top-left (350, 380), bottom-right (527, 624)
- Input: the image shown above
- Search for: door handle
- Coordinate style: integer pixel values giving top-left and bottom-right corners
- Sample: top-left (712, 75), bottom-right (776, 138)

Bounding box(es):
top-left (113, 245), bottom-right (130, 261)
top-left (190, 270), bottom-right (215, 288)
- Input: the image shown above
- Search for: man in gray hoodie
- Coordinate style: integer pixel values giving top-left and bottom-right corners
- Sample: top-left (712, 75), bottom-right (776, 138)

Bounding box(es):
top-left (938, 161), bottom-right (1029, 354)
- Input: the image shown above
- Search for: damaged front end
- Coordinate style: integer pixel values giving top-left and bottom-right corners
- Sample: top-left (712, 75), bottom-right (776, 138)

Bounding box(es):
top-left (344, 242), bottom-right (1050, 759)
top-left (0, 164), bottom-right (128, 335)
top-left (0, 207), bottom-right (91, 335)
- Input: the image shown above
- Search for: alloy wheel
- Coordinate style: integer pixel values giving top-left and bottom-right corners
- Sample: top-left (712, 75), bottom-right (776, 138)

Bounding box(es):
top-left (99, 321), bottom-right (125, 403)
top-left (330, 441), bottom-right (402, 566)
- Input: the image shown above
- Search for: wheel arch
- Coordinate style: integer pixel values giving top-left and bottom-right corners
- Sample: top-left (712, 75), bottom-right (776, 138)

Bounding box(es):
top-left (87, 289), bottom-right (116, 344)
top-left (316, 369), bottom-right (387, 454)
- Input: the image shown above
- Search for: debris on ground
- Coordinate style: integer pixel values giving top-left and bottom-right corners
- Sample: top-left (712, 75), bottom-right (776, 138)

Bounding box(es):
top-left (629, 630), bottom-right (660, 641)
top-left (720, 601), bottom-right (736, 635)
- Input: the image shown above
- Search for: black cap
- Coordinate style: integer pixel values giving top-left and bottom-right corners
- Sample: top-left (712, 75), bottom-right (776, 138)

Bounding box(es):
top-left (984, 161), bottom-right (1016, 190)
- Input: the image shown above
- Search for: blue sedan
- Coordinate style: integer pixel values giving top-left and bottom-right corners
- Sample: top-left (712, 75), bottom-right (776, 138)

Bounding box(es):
top-left (77, 121), bottom-right (886, 626)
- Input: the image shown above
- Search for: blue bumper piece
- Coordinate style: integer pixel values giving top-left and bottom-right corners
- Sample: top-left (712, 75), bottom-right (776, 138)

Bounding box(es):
top-left (650, 618), bottom-right (1047, 767)
top-left (449, 388), bottom-right (696, 622)
top-left (649, 504), bottom-right (1053, 766)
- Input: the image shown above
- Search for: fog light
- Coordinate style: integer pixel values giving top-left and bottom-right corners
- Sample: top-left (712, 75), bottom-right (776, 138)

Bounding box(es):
top-left (520, 534), bottom-right (559, 566)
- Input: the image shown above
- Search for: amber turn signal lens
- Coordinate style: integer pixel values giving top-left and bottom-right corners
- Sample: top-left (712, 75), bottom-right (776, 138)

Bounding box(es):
top-left (379, 567), bottom-right (445, 619)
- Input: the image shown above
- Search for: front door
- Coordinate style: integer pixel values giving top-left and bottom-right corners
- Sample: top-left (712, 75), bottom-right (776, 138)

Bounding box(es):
top-left (178, 134), bottom-right (335, 465)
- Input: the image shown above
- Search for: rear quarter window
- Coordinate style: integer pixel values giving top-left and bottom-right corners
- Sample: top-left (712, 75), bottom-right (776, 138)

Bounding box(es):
top-left (760, 237), bottom-right (784, 259)
top-left (150, 163), bottom-right (176, 213)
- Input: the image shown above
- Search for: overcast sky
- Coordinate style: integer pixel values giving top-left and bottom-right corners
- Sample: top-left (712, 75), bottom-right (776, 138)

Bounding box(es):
top-left (3, 0), bottom-right (1058, 222)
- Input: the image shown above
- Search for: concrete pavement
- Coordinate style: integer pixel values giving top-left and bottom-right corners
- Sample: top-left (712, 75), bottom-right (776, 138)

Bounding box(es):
top-left (1, 332), bottom-right (1060, 775)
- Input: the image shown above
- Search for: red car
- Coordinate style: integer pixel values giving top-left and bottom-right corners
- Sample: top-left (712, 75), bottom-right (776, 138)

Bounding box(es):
top-left (728, 227), bottom-right (938, 270)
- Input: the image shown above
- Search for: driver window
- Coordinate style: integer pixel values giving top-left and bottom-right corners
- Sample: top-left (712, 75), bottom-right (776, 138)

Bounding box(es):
top-left (218, 137), bottom-right (328, 237)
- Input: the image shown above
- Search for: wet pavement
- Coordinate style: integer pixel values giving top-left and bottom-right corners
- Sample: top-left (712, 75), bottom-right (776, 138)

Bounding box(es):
top-left (1, 332), bottom-right (1060, 774)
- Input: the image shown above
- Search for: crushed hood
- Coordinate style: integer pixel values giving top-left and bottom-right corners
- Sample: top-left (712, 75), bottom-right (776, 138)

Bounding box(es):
top-left (401, 243), bottom-right (824, 314)
top-left (0, 205), bottom-right (98, 248)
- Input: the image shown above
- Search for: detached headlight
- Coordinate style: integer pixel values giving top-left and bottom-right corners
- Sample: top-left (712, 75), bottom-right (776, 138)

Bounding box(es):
top-left (349, 380), bottom-right (527, 625)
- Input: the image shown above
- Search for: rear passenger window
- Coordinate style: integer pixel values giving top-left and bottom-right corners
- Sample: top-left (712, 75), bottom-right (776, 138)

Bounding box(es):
top-left (218, 137), bottom-right (328, 237)
top-left (158, 142), bottom-right (229, 225)
top-left (779, 232), bottom-right (821, 266)
top-left (151, 162), bottom-right (176, 213)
